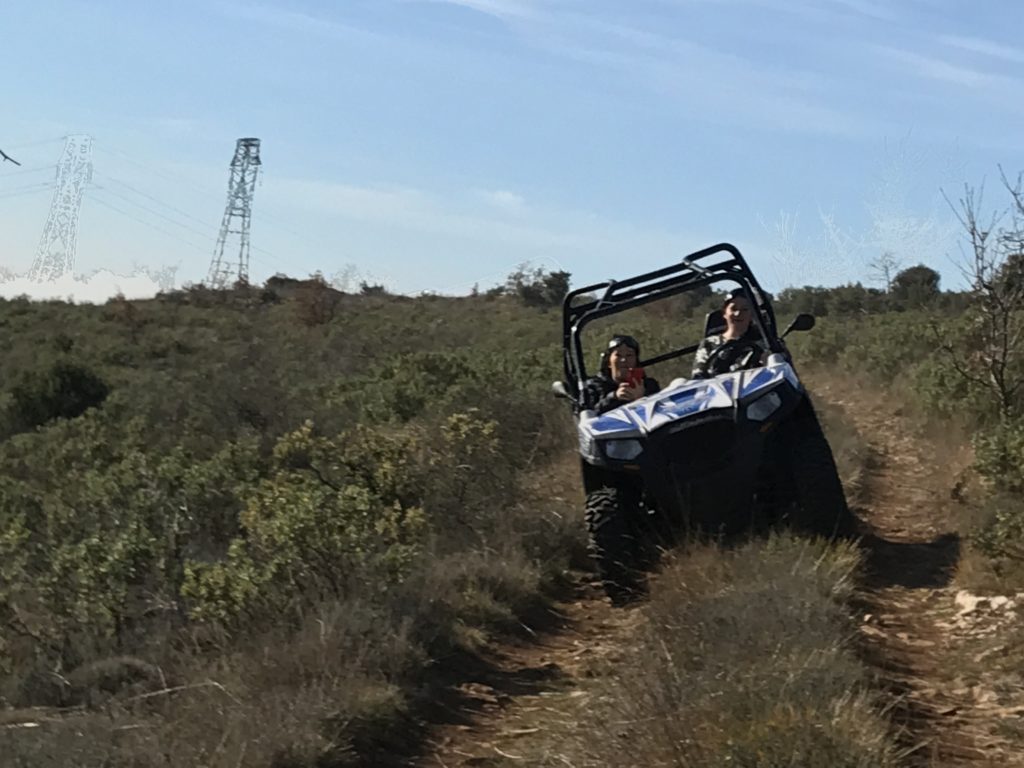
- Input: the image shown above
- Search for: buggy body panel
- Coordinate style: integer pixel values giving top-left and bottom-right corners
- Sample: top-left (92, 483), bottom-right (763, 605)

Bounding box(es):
top-left (577, 354), bottom-right (804, 531)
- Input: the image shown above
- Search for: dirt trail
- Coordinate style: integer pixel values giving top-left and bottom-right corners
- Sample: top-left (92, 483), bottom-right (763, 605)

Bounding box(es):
top-left (414, 384), bottom-right (1024, 767)
top-left (818, 381), bottom-right (1024, 767)
top-left (413, 579), bottom-right (640, 767)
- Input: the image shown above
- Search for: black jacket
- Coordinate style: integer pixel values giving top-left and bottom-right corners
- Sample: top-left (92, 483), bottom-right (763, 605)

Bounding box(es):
top-left (582, 373), bottom-right (661, 414)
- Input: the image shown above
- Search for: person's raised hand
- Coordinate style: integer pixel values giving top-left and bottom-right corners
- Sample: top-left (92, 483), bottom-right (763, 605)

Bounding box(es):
top-left (616, 380), bottom-right (644, 401)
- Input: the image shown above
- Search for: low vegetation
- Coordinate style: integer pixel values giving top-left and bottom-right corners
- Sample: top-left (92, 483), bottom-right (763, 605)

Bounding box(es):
top-left (585, 535), bottom-right (897, 768)
top-left (0, 285), bottom-right (583, 766)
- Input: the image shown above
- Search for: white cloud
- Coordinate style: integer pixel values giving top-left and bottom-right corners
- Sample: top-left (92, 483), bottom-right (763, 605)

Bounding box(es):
top-left (938, 34), bottom-right (1024, 65)
top-left (0, 270), bottom-right (165, 303)
top-left (873, 45), bottom-right (1024, 120)
top-left (266, 180), bottom-right (431, 225)
top-left (479, 188), bottom-right (526, 213)
top-left (408, 0), bottom-right (543, 21)
top-left (822, 0), bottom-right (899, 22)
top-left (877, 46), bottom-right (997, 89)
top-left (216, 2), bottom-right (385, 43)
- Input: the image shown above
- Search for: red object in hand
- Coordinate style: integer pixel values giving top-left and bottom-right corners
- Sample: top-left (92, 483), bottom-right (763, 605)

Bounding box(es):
top-left (628, 367), bottom-right (645, 387)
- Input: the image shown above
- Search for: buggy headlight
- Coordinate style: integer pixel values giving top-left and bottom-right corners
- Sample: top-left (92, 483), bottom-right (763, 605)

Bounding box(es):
top-left (603, 439), bottom-right (643, 461)
top-left (746, 391), bottom-right (782, 422)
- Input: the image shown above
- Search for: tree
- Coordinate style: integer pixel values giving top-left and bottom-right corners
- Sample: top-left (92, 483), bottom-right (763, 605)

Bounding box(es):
top-left (359, 281), bottom-right (389, 296)
top-left (938, 172), bottom-right (1024, 420)
top-left (891, 264), bottom-right (940, 306)
top-left (996, 251), bottom-right (1024, 296)
top-left (504, 265), bottom-right (571, 308)
top-left (868, 251), bottom-right (903, 291)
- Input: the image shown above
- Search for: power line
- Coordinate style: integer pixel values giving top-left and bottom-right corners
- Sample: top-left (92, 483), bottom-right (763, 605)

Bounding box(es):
top-left (3, 136), bottom-right (67, 152)
top-left (91, 144), bottom-right (215, 199)
top-left (92, 144), bottom-right (342, 261)
top-left (0, 165), bottom-right (56, 179)
top-left (90, 182), bottom-right (217, 242)
top-left (0, 182), bottom-right (56, 201)
top-left (88, 142), bottom-right (313, 276)
top-left (91, 172), bottom-right (288, 270)
top-left (84, 189), bottom-right (287, 275)
top-left (94, 171), bottom-right (218, 230)
top-left (83, 193), bottom-right (210, 255)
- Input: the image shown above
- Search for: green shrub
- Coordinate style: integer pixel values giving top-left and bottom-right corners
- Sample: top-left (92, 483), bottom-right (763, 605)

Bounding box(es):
top-left (8, 361), bottom-right (109, 430)
top-left (971, 421), bottom-right (1024, 563)
top-left (974, 420), bottom-right (1024, 494)
top-left (181, 422), bottom-right (426, 627)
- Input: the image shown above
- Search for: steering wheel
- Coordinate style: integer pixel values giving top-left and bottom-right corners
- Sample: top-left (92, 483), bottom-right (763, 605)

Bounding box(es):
top-left (704, 339), bottom-right (764, 376)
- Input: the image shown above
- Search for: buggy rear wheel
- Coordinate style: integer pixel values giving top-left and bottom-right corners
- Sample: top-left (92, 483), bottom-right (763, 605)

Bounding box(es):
top-left (781, 408), bottom-right (859, 539)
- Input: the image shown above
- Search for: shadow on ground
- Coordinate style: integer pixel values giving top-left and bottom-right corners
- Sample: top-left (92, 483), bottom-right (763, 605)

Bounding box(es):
top-left (858, 528), bottom-right (961, 590)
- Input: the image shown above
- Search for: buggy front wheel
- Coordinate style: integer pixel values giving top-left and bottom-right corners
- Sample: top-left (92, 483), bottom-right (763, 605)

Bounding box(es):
top-left (584, 486), bottom-right (646, 604)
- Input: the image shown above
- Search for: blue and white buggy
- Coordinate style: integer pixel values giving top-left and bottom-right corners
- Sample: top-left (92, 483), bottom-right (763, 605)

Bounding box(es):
top-left (554, 244), bottom-right (855, 601)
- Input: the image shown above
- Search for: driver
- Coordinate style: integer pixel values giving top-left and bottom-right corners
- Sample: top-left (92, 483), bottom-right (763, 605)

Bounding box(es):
top-left (691, 289), bottom-right (768, 379)
top-left (583, 334), bottom-right (661, 414)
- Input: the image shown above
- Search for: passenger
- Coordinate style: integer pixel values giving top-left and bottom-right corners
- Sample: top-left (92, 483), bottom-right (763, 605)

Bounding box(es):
top-left (583, 334), bottom-right (661, 414)
top-left (691, 289), bottom-right (768, 379)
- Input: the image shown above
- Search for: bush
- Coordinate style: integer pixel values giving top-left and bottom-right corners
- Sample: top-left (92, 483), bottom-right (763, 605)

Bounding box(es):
top-left (291, 274), bottom-right (341, 327)
top-left (182, 422), bottom-right (426, 628)
top-left (974, 420), bottom-right (1024, 494)
top-left (8, 361), bottom-right (109, 431)
top-left (504, 265), bottom-right (571, 308)
top-left (891, 264), bottom-right (941, 307)
top-left (971, 421), bottom-right (1024, 565)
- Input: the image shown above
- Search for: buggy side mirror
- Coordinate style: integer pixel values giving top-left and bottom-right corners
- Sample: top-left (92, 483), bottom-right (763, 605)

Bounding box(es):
top-left (782, 312), bottom-right (815, 337)
top-left (552, 381), bottom-right (574, 400)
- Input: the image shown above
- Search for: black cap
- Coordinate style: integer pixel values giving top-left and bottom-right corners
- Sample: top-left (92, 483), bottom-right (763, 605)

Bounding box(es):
top-left (606, 334), bottom-right (639, 353)
top-left (722, 287), bottom-right (750, 307)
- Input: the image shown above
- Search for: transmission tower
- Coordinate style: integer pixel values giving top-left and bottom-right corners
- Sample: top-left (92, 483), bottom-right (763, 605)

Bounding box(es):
top-left (208, 138), bottom-right (261, 289)
top-left (29, 135), bottom-right (93, 281)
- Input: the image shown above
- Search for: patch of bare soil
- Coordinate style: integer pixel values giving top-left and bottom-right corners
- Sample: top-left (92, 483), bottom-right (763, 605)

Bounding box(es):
top-left (816, 381), bottom-right (1024, 767)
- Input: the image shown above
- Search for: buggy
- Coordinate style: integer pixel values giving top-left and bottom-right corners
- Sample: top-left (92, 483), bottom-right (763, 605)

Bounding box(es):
top-left (554, 243), bottom-right (856, 600)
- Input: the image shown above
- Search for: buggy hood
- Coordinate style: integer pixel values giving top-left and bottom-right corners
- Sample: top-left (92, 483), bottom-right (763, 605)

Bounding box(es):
top-left (581, 357), bottom-right (801, 440)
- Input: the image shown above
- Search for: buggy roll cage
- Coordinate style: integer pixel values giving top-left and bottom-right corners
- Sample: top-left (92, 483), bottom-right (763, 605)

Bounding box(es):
top-left (561, 243), bottom-right (780, 397)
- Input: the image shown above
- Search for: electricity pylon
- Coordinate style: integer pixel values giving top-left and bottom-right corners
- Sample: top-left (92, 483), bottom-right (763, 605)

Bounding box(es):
top-left (207, 138), bottom-right (261, 289)
top-left (29, 135), bottom-right (93, 281)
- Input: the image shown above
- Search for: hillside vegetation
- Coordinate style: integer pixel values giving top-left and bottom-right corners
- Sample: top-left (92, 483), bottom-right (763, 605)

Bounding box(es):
top-left (2, 230), bottom-right (1024, 765)
top-left (0, 282), bottom-right (585, 765)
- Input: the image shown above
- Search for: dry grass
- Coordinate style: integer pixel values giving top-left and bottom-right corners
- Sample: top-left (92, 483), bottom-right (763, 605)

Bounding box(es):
top-left (1, 597), bottom-right (418, 767)
top-left (572, 535), bottom-right (898, 768)
top-left (811, 394), bottom-right (873, 506)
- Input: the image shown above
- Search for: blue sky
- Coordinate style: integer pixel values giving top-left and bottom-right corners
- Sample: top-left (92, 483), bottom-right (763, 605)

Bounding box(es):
top-left (2, 0), bottom-right (1022, 297)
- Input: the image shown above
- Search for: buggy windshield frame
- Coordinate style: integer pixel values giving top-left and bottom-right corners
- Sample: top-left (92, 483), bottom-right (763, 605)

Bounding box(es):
top-left (560, 243), bottom-right (780, 393)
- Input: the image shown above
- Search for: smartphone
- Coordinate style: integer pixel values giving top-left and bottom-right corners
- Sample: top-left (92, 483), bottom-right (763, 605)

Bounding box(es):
top-left (628, 367), bottom-right (645, 387)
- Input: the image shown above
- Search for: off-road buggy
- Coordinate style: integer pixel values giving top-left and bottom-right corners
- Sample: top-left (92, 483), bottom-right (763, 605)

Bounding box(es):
top-left (553, 243), bottom-right (856, 600)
